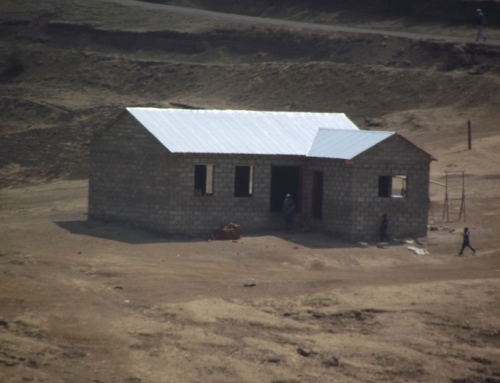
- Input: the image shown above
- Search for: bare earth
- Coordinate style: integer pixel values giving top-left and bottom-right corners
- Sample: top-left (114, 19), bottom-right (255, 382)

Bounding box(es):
top-left (1, 1), bottom-right (500, 382)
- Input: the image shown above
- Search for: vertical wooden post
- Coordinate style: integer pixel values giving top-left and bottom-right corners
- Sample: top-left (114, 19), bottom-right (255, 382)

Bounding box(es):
top-left (461, 171), bottom-right (466, 222)
top-left (443, 172), bottom-right (448, 222)
top-left (468, 120), bottom-right (472, 150)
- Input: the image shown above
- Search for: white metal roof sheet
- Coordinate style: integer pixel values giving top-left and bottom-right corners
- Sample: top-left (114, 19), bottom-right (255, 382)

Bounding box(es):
top-left (126, 108), bottom-right (360, 156)
top-left (307, 129), bottom-right (395, 160)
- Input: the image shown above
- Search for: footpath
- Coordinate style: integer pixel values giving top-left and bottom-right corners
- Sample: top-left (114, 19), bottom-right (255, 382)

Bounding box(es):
top-left (94, 0), bottom-right (498, 44)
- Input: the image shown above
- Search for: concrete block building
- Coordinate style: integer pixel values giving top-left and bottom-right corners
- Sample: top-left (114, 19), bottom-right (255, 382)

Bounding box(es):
top-left (88, 108), bottom-right (435, 240)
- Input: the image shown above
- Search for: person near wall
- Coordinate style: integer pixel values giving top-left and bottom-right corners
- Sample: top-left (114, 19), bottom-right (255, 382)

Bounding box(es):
top-left (476, 9), bottom-right (487, 42)
top-left (380, 213), bottom-right (389, 242)
top-left (283, 193), bottom-right (296, 233)
top-left (458, 227), bottom-right (476, 256)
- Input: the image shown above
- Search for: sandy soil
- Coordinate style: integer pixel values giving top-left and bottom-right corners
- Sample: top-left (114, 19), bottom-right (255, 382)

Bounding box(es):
top-left (1, 181), bottom-right (500, 383)
top-left (1, 0), bottom-right (500, 382)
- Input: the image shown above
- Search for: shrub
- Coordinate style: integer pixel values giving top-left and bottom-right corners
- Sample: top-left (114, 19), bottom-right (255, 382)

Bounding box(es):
top-left (2, 48), bottom-right (24, 78)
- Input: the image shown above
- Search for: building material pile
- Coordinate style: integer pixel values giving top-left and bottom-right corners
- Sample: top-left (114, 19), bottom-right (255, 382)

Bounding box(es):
top-left (218, 223), bottom-right (241, 240)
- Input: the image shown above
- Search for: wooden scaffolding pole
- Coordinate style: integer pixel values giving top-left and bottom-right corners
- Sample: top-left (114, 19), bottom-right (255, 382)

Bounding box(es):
top-left (442, 171), bottom-right (466, 223)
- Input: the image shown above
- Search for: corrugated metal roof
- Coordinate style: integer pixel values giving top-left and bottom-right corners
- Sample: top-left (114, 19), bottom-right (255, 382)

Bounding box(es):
top-left (308, 129), bottom-right (394, 160)
top-left (126, 108), bottom-right (359, 156)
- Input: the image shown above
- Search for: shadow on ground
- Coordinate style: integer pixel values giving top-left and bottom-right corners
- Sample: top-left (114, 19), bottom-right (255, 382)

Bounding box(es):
top-left (56, 219), bottom-right (361, 248)
top-left (235, 230), bottom-right (364, 250)
top-left (55, 220), bottom-right (184, 244)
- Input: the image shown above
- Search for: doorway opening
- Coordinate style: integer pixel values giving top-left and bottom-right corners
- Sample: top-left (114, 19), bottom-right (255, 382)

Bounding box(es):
top-left (270, 166), bottom-right (301, 212)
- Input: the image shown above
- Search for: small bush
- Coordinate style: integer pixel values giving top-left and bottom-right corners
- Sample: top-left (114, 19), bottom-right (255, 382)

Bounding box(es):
top-left (2, 48), bottom-right (24, 78)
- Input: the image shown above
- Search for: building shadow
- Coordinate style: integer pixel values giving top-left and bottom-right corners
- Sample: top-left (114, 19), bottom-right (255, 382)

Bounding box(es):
top-left (56, 220), bottom-right (370, 249)
top-left (55, 219), bottom-right (203, 245)
top-left (241, 230), bottom-right (362, 250)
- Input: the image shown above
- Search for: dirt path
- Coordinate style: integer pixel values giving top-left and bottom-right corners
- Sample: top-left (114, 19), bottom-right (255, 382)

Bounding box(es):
top-left (94, 0), bottom-right (499, 44)
top-left (1, 181), bottom-right (500, 303)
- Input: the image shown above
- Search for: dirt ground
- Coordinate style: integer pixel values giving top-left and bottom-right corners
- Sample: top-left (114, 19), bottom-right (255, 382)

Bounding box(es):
top-left (1, 0), bottom-right (500, 382)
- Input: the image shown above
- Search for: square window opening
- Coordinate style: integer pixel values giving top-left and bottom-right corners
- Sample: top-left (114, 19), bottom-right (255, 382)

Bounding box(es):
top-left (194, 164), bottom-right (214, 196)
top-left (234, 165), bottom-right (253, 197)
top-left (378, 175), bottom-right (407, 198)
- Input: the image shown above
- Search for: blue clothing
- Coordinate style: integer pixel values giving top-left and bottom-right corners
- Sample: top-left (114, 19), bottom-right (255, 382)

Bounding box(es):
top-left (283, 197), bottom-right (295, 215)
top-left (477, 13), bottom-right (486, 27)
top-left (463, 230), bottom-right (470, 244)
top-left (459, 230), bottom-right (475, 255)
top-left (283, 197), bottom-right (296, 231)
top-left (476, 12), bottom-right (487, 41)
top-left (476, 26), bottom-right (487, 41)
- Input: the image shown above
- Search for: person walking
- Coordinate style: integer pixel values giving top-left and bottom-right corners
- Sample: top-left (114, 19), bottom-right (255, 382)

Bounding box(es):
top-left (283, 193), bottom-right (296, 233)
top-left (458, 227), bottom-right (476, 256)
top-left (476, 9), bottom-right (487, 42)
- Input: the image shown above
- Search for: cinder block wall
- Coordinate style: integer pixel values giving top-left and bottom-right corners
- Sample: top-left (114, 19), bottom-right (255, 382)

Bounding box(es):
top-left (164, 153), bottom-right (305, 235)
top-left (90, 114), bottom-right (431, 240)
top-left (89, 113), bottom-right (172, 230)
top-left (350, 135), bottom-right (431, 241)
top-left (302, 158), bottom-right (355, 238)
top-left (300, 137), bottom-right (431, 242)
top-left (89, 113), bottom-right (307, 235)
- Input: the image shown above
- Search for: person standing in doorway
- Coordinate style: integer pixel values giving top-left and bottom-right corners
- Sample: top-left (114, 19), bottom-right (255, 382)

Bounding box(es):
top-left (476, 9), bottom-right (487, 42)
top-left (283, 193), bottom-right (296, 233)
top-left (380, 213), bottom-right (389, 242)
top-left (458, 227), bottom-right (476, 255)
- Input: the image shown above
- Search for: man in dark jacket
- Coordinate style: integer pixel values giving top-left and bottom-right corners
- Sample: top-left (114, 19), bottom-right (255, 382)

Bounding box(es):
top-left (283, 194), bottom-right (296, 233)
top-left (476, 9), bottom-right (487, 42)
top-left (458, 227), bottom-right (476, 255)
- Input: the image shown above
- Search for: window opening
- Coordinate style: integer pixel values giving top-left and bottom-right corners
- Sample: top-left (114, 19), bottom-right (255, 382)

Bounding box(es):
top-left (234, 166), bottom-right (253, 197)
top-left (378, 175), bottom-right (407, 198)
top-left (194, 164), bottom-right (214, 196)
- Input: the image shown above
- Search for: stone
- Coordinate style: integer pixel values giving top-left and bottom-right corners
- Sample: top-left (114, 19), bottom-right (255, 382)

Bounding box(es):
top-left (322, 356), bottom-right (340, 367)
top-left (365, 118), bottom-right (382, 127)
top-left (358, 242), bottom-right (369, 248)
top-left (62, 349), bottom-right (86, 359)
top-left (297, 346), bottom-right (311, 357)
top-left (468, 68), bottom-right (480, 75)
top-left (0, 359), bottom-right (18, 367)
